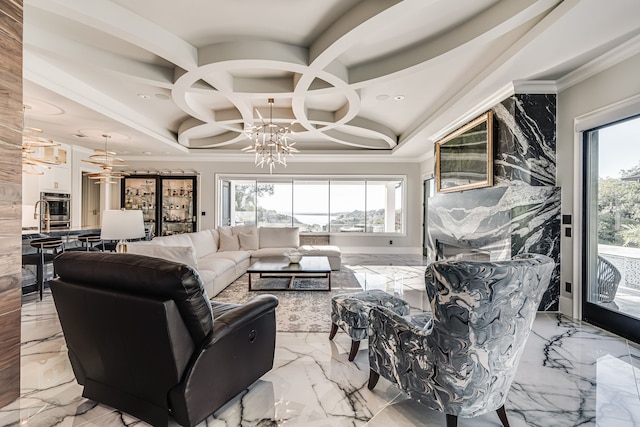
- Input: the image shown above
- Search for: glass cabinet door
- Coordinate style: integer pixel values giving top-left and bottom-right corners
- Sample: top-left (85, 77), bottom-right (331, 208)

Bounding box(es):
top-left (160, 177), bottom-right (197, 236)
top-left (122, 176), bottom-right (157, 236)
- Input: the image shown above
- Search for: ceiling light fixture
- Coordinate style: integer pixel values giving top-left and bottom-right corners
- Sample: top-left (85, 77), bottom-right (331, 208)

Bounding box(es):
top-left (242, 98), bottom-right (298, 173)
top-left (21, 107), bottom-right (61, 175)
top-left (82, 134), bottom-right (128, 184)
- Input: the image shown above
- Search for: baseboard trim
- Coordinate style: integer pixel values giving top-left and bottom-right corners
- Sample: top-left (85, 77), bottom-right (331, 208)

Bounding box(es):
top-left (339, 246), bottom-right (423, 255)
top-left (559, 295), bottom-right (575, 318)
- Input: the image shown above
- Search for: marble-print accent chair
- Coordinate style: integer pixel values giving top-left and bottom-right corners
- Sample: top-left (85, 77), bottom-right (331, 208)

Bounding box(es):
top-left (367, 253), bottom-right (554, 427)
top-left (50, 251), bottom-right (279, 427)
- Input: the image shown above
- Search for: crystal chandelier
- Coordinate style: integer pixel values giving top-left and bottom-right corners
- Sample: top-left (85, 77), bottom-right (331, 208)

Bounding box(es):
top-left (243, 98), bottom-right (298, 173)
top-left (82, 134), bottom-right (128, 184)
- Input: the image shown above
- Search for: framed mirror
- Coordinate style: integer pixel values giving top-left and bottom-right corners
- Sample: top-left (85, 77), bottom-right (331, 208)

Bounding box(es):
top-left (436, 111), bottom-right (493, 193)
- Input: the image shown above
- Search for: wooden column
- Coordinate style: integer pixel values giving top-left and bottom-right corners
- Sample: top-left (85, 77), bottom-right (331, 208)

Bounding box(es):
top-left (0, 0), bottom-right (23, 408)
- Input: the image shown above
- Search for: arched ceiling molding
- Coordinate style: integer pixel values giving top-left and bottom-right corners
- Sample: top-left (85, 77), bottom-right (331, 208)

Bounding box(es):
top-left (322, 129), bottom-right (394, 150)
top-left (173, 40), bottom-right (392, 150)
top-left (308, 0), bottom-right (410, 68)
top-left (397, 0), bottom-right (578, 156)
top-left (348, 0), bottom-right (562, 86)
top-left (28, 0), bottom-right (198, 70)
top-left (24, 22), bottom-right (175, 89)
top-left (198, 41), bottom-right (308, 69)
top-left (181, 130), bottom-right (246, 148)
top-left (346, 117), bottom-right (397, 148)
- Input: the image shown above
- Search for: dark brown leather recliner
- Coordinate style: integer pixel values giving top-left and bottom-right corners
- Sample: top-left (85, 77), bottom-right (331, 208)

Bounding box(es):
top-left (50, 251), bottom-right (279, 427)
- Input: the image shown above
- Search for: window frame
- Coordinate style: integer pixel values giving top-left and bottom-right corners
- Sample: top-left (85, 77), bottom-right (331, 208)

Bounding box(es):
top-left (215, 174), bottom-right (407, 236)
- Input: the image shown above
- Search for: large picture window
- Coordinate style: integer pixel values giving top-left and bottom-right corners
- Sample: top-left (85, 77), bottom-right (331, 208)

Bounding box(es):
top-left (219, 176), bottom-right (405, 234)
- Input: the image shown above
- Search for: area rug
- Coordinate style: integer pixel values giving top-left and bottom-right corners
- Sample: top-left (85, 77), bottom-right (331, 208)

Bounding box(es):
top-left (213, 268), bottom-right (362, 332)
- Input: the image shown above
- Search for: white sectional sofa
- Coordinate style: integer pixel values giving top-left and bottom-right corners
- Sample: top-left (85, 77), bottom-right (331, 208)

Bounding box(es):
top-left (127, 226), bottom-right (341, 297)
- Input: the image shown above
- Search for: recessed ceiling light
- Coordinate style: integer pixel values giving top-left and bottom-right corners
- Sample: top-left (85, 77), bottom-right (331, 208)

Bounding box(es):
top-left (376, 94), bottom-right (390, 101)
top-left (394, 95), bottom-right (405, 101)
top-left (23, 97), bottom-right (64, 115)
top-left (137, 94), bottom-right (151, 100)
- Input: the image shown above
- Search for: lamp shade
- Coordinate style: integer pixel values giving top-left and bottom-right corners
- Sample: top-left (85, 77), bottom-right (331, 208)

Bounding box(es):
top-left (100, 209), bottom-right (146, 241)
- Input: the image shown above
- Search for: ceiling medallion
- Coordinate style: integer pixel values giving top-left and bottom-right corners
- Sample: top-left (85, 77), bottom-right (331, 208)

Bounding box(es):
top-left (242, 98), bottom-right (298, 173)
top-left (82, 134), bottom-right (129, 184)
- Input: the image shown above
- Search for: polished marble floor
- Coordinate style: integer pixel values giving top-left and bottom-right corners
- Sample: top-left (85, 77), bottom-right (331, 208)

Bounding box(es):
top-left (5, 254), bottom-right (640, 426)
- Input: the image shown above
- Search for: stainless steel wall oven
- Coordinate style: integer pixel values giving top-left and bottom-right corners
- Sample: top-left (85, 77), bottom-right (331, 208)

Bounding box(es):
top-left (40, 192), bottom-right (71, 230)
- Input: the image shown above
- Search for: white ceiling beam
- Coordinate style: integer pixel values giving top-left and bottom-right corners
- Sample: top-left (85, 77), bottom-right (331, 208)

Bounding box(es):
top-left (27, 0), bottom-right (198, 70)
top-left (24, 51), bottom-right (187, 152)
top-left (349, 0), bottom-right (561, 85)
top-left (24, 23), bottom-right (174, 88)
top-left (397, 0), bottom-right (579, 156)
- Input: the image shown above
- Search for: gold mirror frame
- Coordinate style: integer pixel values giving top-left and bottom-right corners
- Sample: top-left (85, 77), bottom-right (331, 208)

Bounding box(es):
top-left (436, 111), bottom-right (493, 193)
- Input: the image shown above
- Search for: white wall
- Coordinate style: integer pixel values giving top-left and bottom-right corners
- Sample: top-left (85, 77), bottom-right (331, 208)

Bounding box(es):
top-left (557, 51), bottom-right (640, 318)
top-left (122, 159), bottom-right (424, 253)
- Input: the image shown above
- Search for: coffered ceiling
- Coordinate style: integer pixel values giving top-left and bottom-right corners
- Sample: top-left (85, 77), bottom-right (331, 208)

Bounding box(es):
top-left (22, 0), bottom-right (640, 163)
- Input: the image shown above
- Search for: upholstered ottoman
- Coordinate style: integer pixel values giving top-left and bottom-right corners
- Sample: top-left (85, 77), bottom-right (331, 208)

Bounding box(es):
top-left (329, 289), bottom-right (410, 361)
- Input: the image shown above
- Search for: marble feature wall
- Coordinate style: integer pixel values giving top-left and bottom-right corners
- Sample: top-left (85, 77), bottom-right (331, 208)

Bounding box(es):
top-left (493, 94), bottom-right (556, 186)
top-left (427, 93), bottom-right (560, 311)
top-left (428, 186), bottom-right (560, 310)
top-left (0, 0), bottom-right (23, 408)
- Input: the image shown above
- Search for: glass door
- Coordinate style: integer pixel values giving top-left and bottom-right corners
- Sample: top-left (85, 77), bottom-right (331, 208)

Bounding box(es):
top-left (122, 175), bottom-right (157, 237)
top-left (583, 114), bottom-right (640, 342)
top-left (160, 177), bottom-right (197, 235)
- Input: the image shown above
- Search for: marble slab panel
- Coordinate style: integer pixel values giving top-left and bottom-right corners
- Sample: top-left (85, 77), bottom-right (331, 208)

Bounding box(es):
top-left (493, 94), bottom-right (556, 186)
top-left (427, 185), bottom-right (560, 310)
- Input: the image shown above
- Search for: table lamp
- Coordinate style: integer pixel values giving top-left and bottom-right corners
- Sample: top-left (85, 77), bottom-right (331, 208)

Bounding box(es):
top-left (100, 209), bottom-right (146, 253)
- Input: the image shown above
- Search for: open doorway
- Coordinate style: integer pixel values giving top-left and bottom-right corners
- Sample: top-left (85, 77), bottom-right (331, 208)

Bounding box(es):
top-left (81, 175), bottom-right (101, 227)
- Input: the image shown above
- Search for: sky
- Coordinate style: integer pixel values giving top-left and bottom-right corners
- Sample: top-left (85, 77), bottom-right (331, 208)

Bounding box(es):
top-left (257, 182), bottom-right (400, 213)
top-left (598, 116), bottom-right (640, 178)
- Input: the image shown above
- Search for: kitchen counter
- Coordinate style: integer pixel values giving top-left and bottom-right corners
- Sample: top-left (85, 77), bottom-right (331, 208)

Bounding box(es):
top-left (22, 227), bottom-right (101, 239)
top-left (21, 227), bottom-right (103, 294)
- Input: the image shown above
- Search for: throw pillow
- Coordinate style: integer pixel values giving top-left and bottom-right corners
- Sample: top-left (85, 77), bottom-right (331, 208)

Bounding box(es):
top-left (217, 225), bottom-right (233, 237)
top-left (238, 231), bottom-right (259, 250)
top-left (259, 226), bottom-right (300, 248)
top-left (218, 231), bottom-right (240, 251)
top-left (232, 224), bottom-right (258, 236)
top-left (188, 229), bottom-right (217, 257)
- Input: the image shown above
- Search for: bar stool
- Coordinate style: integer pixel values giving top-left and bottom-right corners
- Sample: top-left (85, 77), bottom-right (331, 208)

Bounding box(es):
top-left (66, 233), bottom-right (102, 252)
top-left (22, 237), bottom-right (64, 300)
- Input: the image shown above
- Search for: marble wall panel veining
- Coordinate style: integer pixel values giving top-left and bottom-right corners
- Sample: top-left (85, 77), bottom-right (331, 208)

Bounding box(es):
top-left (493, 94), bottom-right (556, 186)
top-left (427, 186), bottom-right (511, 262)
top-left (427, 186), bottom-right (560, 310)
top-left (510, 186), bottom-right (561, 310)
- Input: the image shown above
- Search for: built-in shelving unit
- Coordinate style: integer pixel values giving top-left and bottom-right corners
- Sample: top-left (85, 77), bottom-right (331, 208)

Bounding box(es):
top-left (122, 175), bottom-right (197, 236)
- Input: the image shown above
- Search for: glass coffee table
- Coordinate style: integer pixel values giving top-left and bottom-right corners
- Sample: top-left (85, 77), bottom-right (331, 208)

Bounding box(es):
top-left (247, 256), bottom-right (332, 291)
